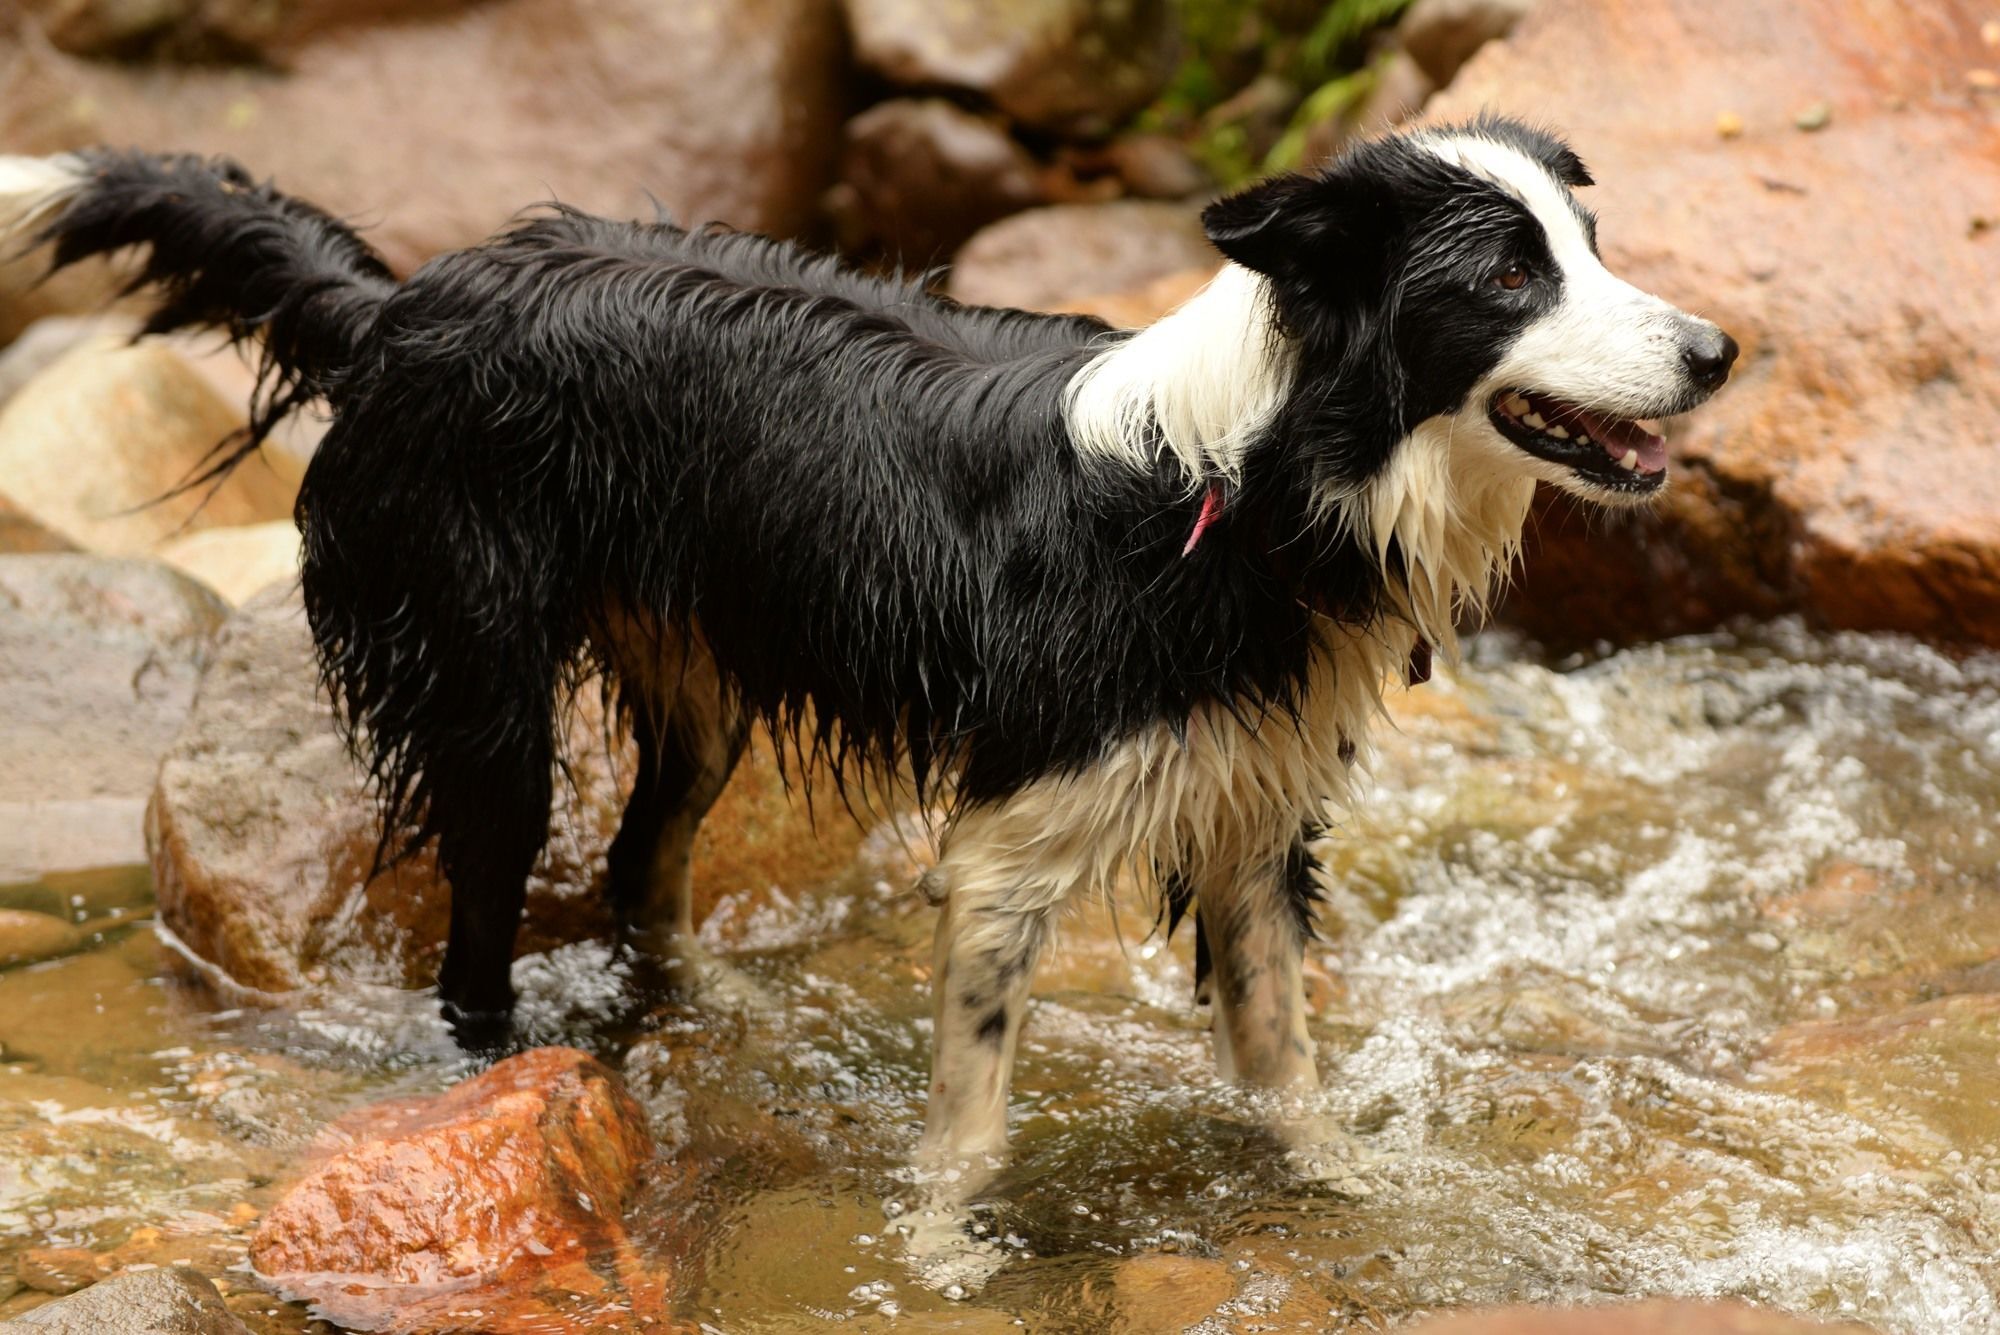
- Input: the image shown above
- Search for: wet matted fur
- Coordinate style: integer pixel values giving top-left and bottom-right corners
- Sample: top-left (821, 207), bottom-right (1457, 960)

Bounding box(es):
top-left (0, 116), bottom-right (1735, 1182)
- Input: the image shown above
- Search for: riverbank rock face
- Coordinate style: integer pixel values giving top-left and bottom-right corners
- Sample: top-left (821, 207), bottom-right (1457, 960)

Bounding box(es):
top-left (0, 0), bottom-right (846, 295)
top-left (1, 1264), bottom-right (254, 1334)
top-left (147, 585), bottom-right (624, 994)
top-left (1425, 0), bottom-right (2000, 648)
top-left (949, 199), bottom-right (1216, 313)
top-left (845, 0), bottom-right (1178, 136)
top-left (0, 555), bottom-right (226, 884)
top-left (248, 1047), bottom-right (673, 1333)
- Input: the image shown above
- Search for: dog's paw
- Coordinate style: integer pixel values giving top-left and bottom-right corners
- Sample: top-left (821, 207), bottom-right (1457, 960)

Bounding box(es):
top-left (891, 1201), bottom-right (1009, 1298)
top-left (1274, 1112), bottom-right (1378, 1197)
top-left (628, 931), bottom-right (775, 1013)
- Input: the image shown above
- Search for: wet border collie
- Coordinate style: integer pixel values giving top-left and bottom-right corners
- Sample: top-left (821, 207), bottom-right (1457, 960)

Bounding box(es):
top-left (0, 115), bottom-right (1733, 1189)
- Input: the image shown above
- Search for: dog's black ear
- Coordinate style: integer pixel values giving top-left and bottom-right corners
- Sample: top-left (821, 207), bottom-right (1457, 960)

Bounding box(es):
top-left (1201, 174), bottom-right (1332, 277)
top-left (1201, 172), bottom-right (1389, 286)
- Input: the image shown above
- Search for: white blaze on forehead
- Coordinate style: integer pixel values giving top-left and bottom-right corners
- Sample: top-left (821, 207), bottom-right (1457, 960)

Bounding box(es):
top-left (1421, 133), bottom-right (1598, 265)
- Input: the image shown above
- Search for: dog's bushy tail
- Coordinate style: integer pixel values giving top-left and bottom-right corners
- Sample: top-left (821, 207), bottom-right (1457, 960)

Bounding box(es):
top-left (0, 149), bottom-right (396, 487)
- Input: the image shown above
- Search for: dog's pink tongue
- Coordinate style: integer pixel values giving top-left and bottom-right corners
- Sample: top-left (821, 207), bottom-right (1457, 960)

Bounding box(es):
top-left (1574, 407), bottom-right (1667, 474)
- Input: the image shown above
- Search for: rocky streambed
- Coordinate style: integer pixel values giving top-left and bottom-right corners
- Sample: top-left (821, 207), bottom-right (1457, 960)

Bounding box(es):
top-left (3, 605), bottom-right (1997, 1333)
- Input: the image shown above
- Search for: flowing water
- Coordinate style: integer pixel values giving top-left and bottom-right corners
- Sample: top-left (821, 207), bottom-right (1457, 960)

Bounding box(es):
top-left (4, 620), bottom-right (1999, 1332)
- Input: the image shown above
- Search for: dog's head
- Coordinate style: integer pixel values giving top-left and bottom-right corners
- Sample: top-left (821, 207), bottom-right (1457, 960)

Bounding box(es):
top-left (1201, 114), bottom-right (1736, 507)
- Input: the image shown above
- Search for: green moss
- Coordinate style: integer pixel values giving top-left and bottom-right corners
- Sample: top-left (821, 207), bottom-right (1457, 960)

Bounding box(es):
top-left (1142, 0), bottom-right (1417, 188)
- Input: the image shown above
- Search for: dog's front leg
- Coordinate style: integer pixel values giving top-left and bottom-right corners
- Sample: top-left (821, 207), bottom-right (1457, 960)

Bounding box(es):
top-left (916, 888), bottom-right (1051, 1179)
top-left (896, 879), bottom-right (1052, 1292)
top-left (1200, 846), bottom-right (1320, 1097)
top-left (1200, 841), bottom-right (1372, 1191)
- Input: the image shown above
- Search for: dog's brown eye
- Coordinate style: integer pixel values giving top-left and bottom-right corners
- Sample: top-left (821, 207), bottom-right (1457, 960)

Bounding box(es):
top-left (1495, 263), bottom-right (1530, 291)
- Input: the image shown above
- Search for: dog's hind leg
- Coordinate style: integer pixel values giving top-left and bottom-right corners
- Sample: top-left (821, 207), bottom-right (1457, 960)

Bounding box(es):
top-left (1199, 836), bottom-right (1372, 1190)
top-left (432, 726), bottom-right (557, 1052)
top-left (1199, 839), bottom-right (1321, 1097)
top-left (605, 635), bottom-right (751, 1001)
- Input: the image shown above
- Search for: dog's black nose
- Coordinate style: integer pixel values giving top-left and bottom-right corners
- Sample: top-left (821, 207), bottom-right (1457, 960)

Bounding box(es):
top-left (1683, 328), bottom-right (1739, 390)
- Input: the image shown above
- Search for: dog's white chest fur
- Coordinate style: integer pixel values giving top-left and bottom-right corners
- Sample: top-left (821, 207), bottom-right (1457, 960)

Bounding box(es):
top-left (936, 619), bottom-right (1423, 912)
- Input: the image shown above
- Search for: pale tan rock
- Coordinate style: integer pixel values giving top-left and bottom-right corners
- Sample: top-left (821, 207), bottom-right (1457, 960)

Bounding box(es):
top-left (0, 336), bottom-right (291, 557)
top-left (156, 520), bottom-right (301, 606)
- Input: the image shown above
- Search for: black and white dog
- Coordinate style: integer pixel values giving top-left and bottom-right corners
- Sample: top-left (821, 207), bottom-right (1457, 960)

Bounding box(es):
top-left (0, 115), bottom-right (1733, 1185)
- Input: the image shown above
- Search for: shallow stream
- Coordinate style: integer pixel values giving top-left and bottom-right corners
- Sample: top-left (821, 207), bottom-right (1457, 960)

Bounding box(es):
top-left (4, 620), bottom-right (1998, 1332)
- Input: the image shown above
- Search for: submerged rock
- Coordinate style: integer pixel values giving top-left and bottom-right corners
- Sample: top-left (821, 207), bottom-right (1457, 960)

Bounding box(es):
top-left (1425, 0), bottom-right (2000, 649)
top-left (0, 1264), bottom-right (253, 1334)
top-left (0, 555), bottom-right (227, 884)
top-left (1401, 1298), bottom-right (1876, 1333)
top-left (248, 1047), bottom-right (670, 1333)
top-left (0, 908), bottom-right (82, 968)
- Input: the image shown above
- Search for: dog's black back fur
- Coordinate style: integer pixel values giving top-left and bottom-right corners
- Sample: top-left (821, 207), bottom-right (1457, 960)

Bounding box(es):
top-left (301, 207), bottom-right (1350, 827)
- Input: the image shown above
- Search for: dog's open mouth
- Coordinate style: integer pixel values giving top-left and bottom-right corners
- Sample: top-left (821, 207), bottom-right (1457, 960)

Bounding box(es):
top-left (1489, 389), bottom-right (1667, 493)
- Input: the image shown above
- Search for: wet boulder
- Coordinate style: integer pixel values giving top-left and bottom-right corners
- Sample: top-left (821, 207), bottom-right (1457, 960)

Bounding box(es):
top-left (147, 581), bottom-right (865, 994)
top-left (949, 199), bottom-right (1217, 313)
top-left (0, 555), bottom-right (227, 884)
top-left (0, 495), bottom-right (73, 555)
top-left (0, 0), bottom-right (846, 296)
top-left (845, 0), bottom-right (1179, 137)
top-left (153, 520), bottom-right (301, 607)
top-left (1396, 0), bottom-right (1536, 87)
top-left (248, 1046), bottom-right (671, 1333)
top-left (0, 1265), bottom-right (253, 1334)
top-left (1423, 0), bottom-right (2000, 649)
top-left (146, 584), bottom-right (624, 994)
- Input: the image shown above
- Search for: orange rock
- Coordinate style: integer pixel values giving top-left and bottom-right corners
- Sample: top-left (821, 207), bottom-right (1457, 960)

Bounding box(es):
top-left (1404, 1298), bottom-right (1878, 1333)
top-left (15, 1245), bottom-right (107, 1295)
top-left (250, 1047), bottom-right (684, 1333)
top-left (1423, 1), bottom-right (2000, 649)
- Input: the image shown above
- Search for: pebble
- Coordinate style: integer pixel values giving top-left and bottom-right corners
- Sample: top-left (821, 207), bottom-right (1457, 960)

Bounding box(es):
top-left (0, 908), bottom-right (83, 967)
top-left (1715, 110), bottom-right (1745, 138)
top-left (1968, 68), bottom-right (1999, 92)
top-left (16, 1245), bottom-right (104, 1295)
top-left (1793, 100), bottom-right (1832, 131)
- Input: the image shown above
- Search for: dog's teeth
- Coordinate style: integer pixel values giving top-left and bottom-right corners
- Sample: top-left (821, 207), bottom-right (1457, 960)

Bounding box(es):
top-left (1523, 412), bottom-right (1546, 429)
top-left (1620, 449), bottom-right (1640, 470)
top-left (1506, 394), bottom-right (1531, 415)
top-left (1548, 425), bottom-right (1569, 439)
top-left (1578, 434), bottom-right (1591, 445)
